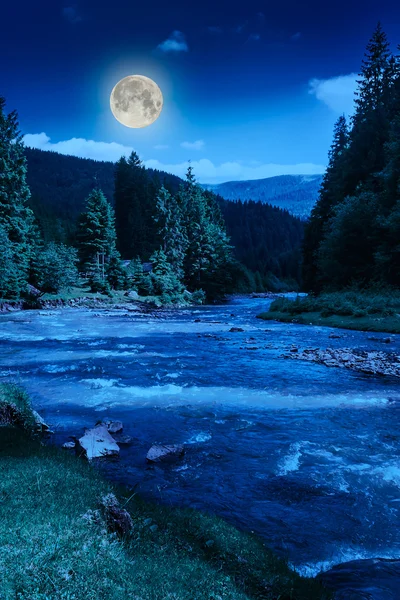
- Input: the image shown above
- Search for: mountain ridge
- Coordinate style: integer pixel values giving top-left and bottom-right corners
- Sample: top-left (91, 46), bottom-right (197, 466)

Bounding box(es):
top-left (202, 174), bottom-right (324, 219)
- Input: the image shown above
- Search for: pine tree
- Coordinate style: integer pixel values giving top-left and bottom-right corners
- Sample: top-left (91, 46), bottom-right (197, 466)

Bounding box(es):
top-left (0, 97), bottom-right (35, 298)
top-left (346, 23), bottom-right (396, 195)
top-left (302, 116), bottom-right (350, 291)
top-left (114, 152), bottom-right (159, 259)
top-left (154, 185), bottom-right (187, 278)
top-left (317, 191), bottom-right (380, 289)
top-left (0, 224), bottom-right (19, 299)
top-left (77, 188), bottom-right (118, 272)
top-left (176, 165), bottom-right (236, 297)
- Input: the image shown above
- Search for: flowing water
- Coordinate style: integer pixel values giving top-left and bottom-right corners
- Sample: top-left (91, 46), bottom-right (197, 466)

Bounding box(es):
top-left (1, 296), bottom-right (400, 578)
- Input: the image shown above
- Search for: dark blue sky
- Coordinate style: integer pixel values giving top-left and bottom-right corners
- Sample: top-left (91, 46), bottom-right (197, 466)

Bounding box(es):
top-left (2, 0), bottom-right (400, 182)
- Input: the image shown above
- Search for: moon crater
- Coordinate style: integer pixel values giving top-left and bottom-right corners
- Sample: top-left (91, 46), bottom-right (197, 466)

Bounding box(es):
top-left (110, 75), bottom-right (163, 128)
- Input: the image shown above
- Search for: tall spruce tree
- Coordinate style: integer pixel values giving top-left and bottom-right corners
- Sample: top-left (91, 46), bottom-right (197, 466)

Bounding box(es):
top-left (77, 188), bottom-right (118, 275)
top-left (177, 165), bottom-right (235, 295)
top-left (154, 185), bottom-right (187, 277)
top-left (0, 97), bottom-right (35, 298)
top-left (114, 152), bottom-right (159, 259)
top-left (302, 25), bottom-right (400, 293)
top-left (302, 115), bottom-right (349, 291)
top-left (345, 23), bottom-right (396, 196)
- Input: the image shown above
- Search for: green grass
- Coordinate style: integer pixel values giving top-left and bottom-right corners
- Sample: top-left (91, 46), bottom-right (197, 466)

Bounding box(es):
top-left (0, 386), bottom-right (331, 600)
top-left (257, 290), bottom-right (400, 333)
top-left (0, 383), bottom-right (37, 430)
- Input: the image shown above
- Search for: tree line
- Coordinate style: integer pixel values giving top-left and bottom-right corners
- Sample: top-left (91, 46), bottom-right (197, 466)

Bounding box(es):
top-left (0, 99), bottom-right (249, 303)
top-left (303, 24), bottom-right (400, 293)
top-left (23, 147), bottom-right (304, 289)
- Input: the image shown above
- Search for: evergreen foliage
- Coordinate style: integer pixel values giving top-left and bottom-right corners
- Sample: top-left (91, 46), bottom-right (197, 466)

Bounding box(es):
top-left (114, 152), bottom-right (159, 259)
top-left (77, 188), bottom-right (127, 291)
top-left (220, 199), bottom-right (303, 289)
top-left (0, 97), bottom-right (35, 298)
top-left (23, 148), bottom-right (304, 290)
top-left (77, 188), bottom-right (117, 266)
top-left (302, 25), bottom-right (400, 292)
top-left (32, 243), bottom-right (79, 293)
top-left (154, 185), bottom-right (187, 277)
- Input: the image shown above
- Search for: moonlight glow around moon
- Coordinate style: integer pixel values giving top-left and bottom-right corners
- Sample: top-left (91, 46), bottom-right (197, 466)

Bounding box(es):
top-left (110, 75), bottom-right (163, 128)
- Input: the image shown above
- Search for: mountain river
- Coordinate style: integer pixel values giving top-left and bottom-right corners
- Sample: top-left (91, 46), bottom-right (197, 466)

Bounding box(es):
top-left (1, 296), bottom-right (400, 591)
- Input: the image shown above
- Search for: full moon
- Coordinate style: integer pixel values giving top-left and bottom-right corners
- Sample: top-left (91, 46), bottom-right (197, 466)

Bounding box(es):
top-left (110, 75), bottom-right (163, 128)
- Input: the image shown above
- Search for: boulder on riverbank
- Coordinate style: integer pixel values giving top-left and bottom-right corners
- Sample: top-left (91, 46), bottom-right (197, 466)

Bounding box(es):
top-left (100, 493), bottom-right (133, 536)
top-left (32, 409), bottom-right (52, 433)
top-left (77, 426), bottom-right (120, 460)
top-left (146, 444), bottom-right (185, 463)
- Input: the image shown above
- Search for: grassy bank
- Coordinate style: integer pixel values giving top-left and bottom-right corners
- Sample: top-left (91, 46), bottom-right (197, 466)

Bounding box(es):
top-left (258, 290), bottom-right (400, 333)
top-left (0, 385), bottom-right (330, 600)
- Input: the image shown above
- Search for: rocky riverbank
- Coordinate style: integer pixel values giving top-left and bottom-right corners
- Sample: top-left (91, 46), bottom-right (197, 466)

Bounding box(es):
top-left (0, 295), bottom-right (160, 314)
top-left (283, 346), bottom-right (400, 378)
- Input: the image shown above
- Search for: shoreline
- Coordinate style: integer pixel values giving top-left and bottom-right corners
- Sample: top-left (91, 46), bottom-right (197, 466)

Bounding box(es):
top-left (257, 310), bottom-right (400, 334)
top-left (0, 383), bottom-right (330, 600)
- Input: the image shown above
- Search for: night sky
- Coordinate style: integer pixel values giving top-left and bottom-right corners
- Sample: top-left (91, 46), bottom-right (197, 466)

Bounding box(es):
top-left (2, 0), bottom-right (400, 182)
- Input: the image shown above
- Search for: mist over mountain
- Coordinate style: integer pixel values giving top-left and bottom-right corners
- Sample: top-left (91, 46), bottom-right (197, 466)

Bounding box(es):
top-left (202, 174), bottom-right (324, 219)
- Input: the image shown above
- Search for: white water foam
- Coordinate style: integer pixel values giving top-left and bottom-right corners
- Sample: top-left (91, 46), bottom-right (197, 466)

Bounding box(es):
top-left (294, 547), bottom-right (400, 578)
top-left (186, 432), bottom-right (212, 444)
top-left (42, 364), bottom-right (79, 373)
top-left (277, 442), bottom-right (303, 475)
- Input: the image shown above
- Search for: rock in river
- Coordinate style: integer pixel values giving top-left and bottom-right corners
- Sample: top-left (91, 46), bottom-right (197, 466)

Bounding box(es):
top-left (78, 426), bottom-right (120, 460)
top-left (146, 444), bottom-right (185, 463)
top-left (100, 419), bottom-right (123, 434)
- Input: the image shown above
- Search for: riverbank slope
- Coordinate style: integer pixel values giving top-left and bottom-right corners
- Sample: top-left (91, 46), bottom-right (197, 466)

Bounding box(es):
top-left (0, 384), bottom-right (330, 600)
top-left (257, 291), bottom-right (400, 334)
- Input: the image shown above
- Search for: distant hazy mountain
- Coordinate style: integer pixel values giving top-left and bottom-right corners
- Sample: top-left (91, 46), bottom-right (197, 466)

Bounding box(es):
top-left (202, 174), bottom-right (324, 218)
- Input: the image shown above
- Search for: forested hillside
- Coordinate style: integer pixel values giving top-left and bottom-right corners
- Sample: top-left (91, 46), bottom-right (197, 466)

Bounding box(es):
top-left (303, 24), bottom-right (400, 293)
top-left (219, 199), bottom-right (303, 288)
top-left (25, 148), bottom-right (181, 243)
top-left (203, 174), bottom-right (323, 219)
top-left (23, 147), bottom-right (304, 287)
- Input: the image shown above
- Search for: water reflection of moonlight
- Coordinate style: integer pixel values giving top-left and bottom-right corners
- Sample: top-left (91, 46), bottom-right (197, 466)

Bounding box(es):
top-left (110, 75), bottom-right (163, 128)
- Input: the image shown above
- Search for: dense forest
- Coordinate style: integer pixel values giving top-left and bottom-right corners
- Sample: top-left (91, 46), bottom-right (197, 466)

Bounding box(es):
top-left (220, 199), bottom-right (303, 289)
top-left (0, 99), bottom-right (304, 303)
top-left (23, 147), bottom-right (304, 290)
top-left (303, 24), bottom-right (400, 293)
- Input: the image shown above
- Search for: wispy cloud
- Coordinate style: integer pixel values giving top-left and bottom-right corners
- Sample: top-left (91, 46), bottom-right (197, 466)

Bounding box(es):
top-left (23, 133), bottom-right (326, 183)
top-left (180, 140), bottom-right (205, 150)
top-left (291, 32), bottom-right (301, 41)
top-left (233, 21), bottom-right (248, 34)
top-left (156, 31), bottom-right (188, 53)
top-left (246, 33), bottom-right (261, 42)
top-left (23, 133), bottom-right (134, 163)
top-left (309, 73), bottom-right (358, 115)
top-left (154, 144), bottom-right (169, 150)
top-left (207, 26), bottom-right (223, 34)
top-left (62, 5), bottom-right (82, 24)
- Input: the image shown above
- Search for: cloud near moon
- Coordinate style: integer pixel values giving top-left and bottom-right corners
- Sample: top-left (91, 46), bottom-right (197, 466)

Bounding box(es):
top-left (110, 75), bottom-right (163, 128)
